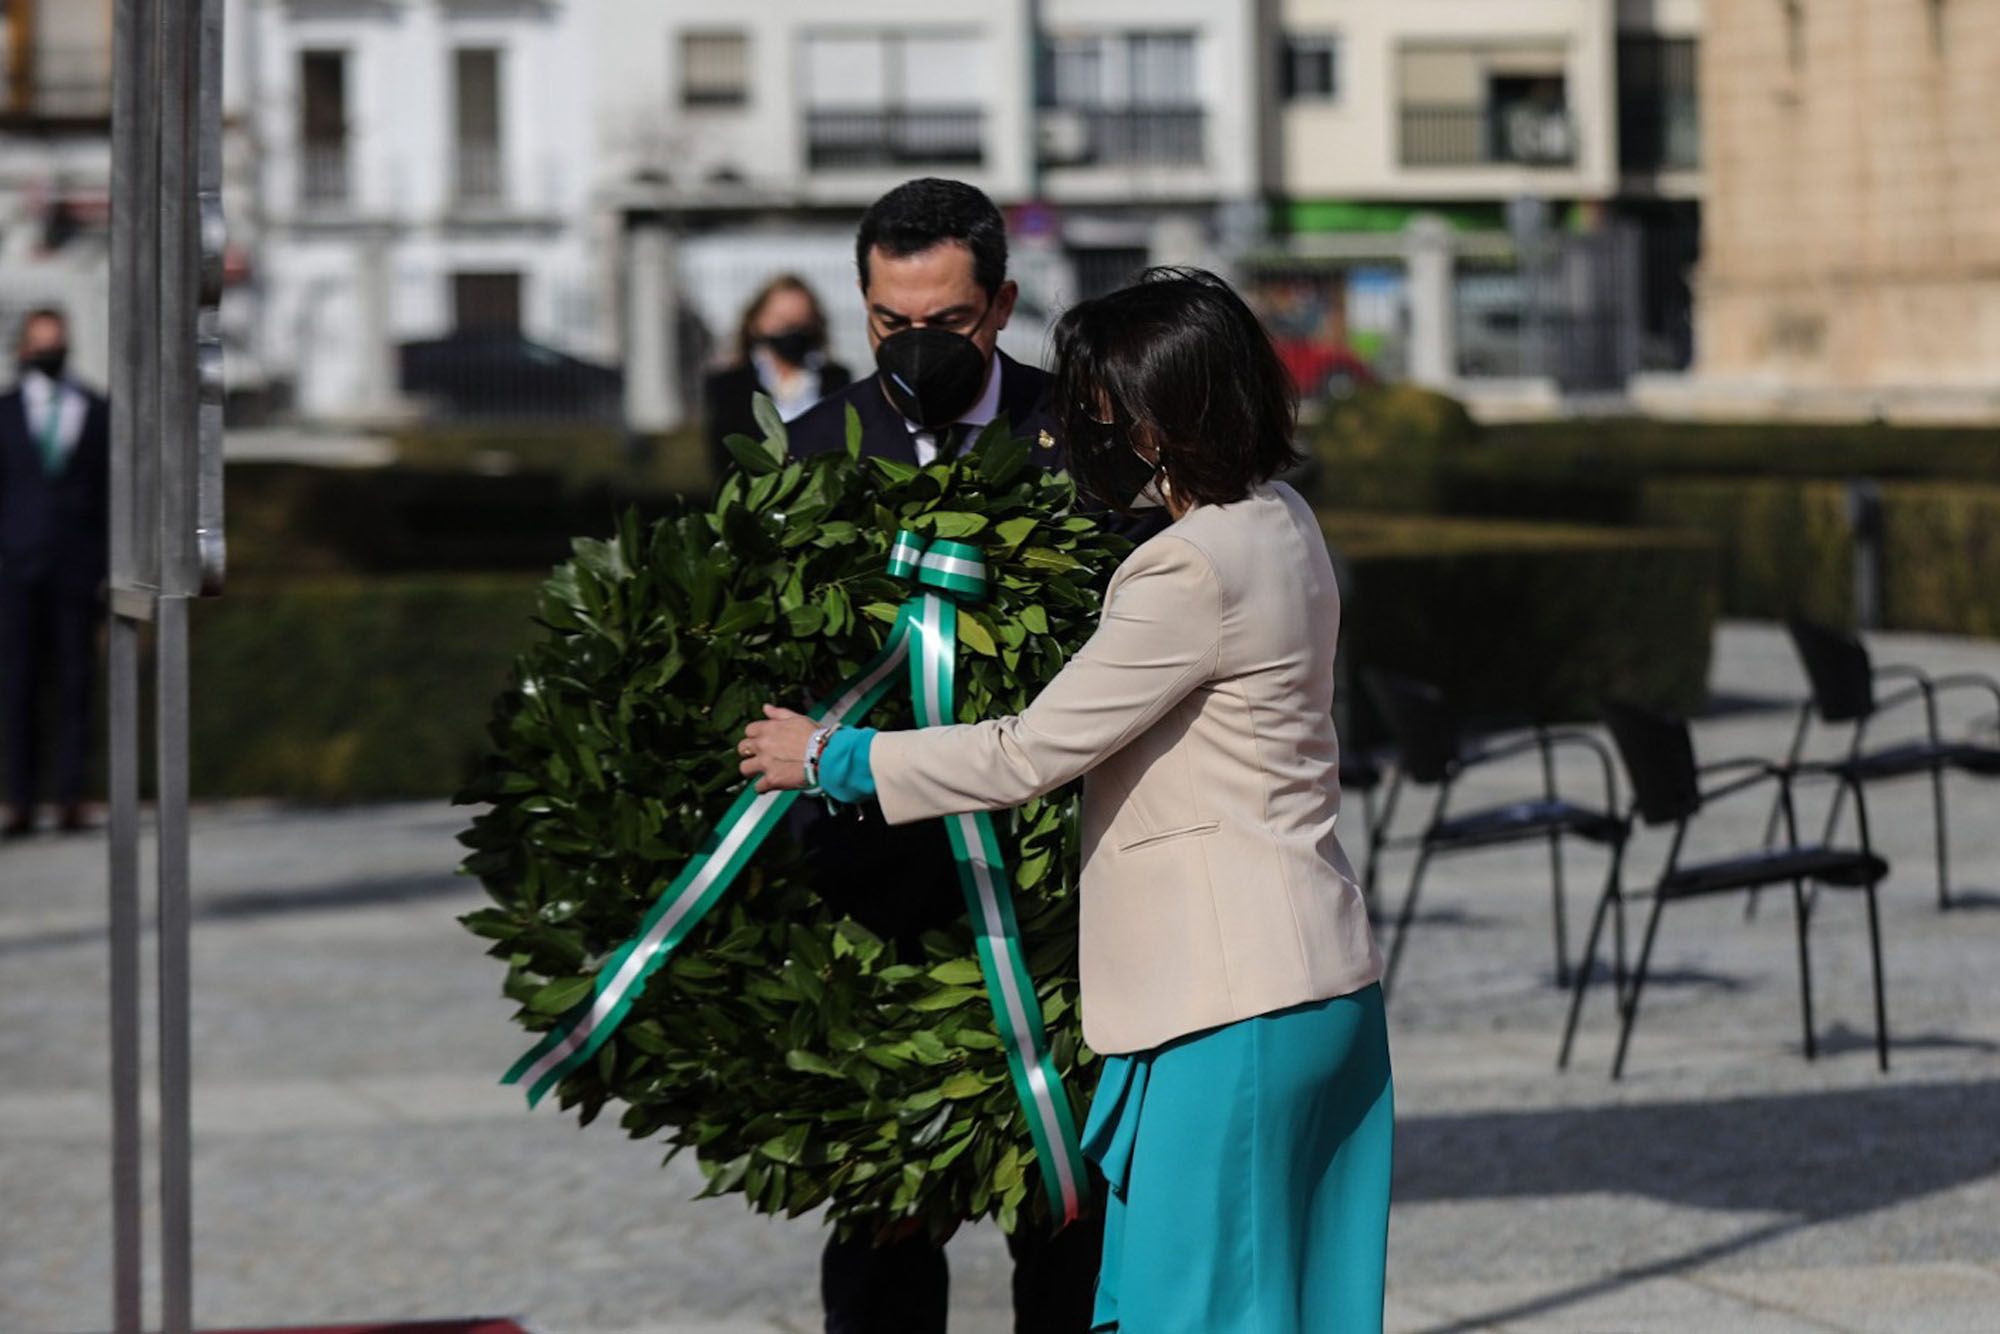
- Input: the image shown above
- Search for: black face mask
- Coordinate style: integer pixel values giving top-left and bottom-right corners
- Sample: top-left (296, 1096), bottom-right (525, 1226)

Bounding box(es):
top-left (874, 327), bottom-right (991, 431)
top-left (758, 327), bottom-right (818, 367)
top-left (20, 347), bottom-right (67, 380)
top-left (1084, 442), bottom-right (1167, 513)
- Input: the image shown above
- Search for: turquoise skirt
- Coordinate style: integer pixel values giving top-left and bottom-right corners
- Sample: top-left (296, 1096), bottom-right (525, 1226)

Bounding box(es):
top-left (1081, 985), bottom-right (1393, 1333)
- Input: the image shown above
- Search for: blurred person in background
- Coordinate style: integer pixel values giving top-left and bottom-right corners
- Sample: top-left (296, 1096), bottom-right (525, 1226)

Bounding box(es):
top-left (0, 307), bottom-right (110, 838)
top-left (704, 273), bottom-right (850, 479)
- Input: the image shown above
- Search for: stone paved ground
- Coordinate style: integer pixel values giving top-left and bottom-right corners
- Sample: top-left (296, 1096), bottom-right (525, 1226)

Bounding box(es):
top-left (3, 623), bottom-right (1999, 1334)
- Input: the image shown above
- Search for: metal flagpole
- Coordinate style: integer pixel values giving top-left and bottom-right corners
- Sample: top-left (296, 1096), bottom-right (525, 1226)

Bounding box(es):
top-left (108, 0), bottom-right (227, 1326)
top-left (111, 1), bottom-right (150, 1317)
top-left (106, 0), bottom-right (156, 1326)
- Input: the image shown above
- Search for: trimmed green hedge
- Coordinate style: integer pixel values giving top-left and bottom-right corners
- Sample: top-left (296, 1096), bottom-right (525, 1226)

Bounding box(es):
top-left (1636, 478), bottom-right (1854, 626)
top-left (225, 463), bottom-right (664, 579)
top-left (1882, 483), bottom-right (2000, 638)
top-left (1640, 477), bottom-right (2000, 635)
top-left (1482, 418), bottom-right (2000, 483)
top-left (391, 423), bottom-right (714, 496)
top-left (1306, 391), bottom-right (2000, 524)
top-left (188, 575), bottom-right (541, 800)
top-left (100, 511), bottom-right (1715, 802)
top-left (1302, 389), bottom-right (2000, 638)
top-left (1326, 512), bottom-right (1719, 736)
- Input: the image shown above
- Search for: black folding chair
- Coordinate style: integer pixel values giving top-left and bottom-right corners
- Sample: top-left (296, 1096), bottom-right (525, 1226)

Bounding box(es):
top-left (1562, 700), bottom-right (1893, 1079)
top-left (1362, 670), bottom-right (1626, 996)
top-left (1774, 618), bottom-right (2000, 910)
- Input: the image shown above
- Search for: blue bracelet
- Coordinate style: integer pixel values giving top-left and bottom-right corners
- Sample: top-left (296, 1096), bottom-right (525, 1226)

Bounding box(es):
top-left (802, 722), bottom-right (838, 792)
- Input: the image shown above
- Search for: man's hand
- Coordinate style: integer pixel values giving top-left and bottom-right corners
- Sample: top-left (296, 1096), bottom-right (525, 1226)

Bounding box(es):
top-left (739, 704), bottom-right (817, 793)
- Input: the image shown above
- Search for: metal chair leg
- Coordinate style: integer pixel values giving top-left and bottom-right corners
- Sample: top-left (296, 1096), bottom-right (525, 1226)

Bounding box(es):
top-left (1362, 771), bottom-right (1404, 916)
top-left (1355, 786), bottom-right (1379, 905)
top-left (1546, 832), bottom-right (1571, 988)
top-left (1611, 889), bottom-right (1629, 1002)
top-left (1558, 843), bottom-right (1624, 1070)
top-left (1789, 878), bottom-right (1817, 1061)
top-left (1381, 846), bottom-right (1433, 1001)
top-left (1930, 762), bottom-right (1952, 911)
top-left (1611, 895), bottom-right (1666, 1081)
top-left (1865, 884), bottom-right (1890, 1073)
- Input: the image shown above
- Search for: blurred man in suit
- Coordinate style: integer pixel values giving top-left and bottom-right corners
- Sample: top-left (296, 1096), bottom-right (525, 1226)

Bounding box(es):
top-left (784, 179), bottom-right (1159, 1334)
top-left (0, 307), bottom-right (109, 837)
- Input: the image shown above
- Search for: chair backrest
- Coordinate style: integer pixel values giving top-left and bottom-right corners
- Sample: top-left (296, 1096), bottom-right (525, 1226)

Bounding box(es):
top-left (1786, 617), bottom-right (1875, 723)
top-left (1361, 669), bottom-right (1460, 784)
top-left (1602, 699), bottom-right (1701, 826)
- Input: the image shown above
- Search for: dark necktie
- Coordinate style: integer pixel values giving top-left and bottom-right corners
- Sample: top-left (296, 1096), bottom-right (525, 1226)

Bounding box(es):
top-left (937, 422), bottom-right (973, 461)
top-left (37, 387), bottom-right (66, 476)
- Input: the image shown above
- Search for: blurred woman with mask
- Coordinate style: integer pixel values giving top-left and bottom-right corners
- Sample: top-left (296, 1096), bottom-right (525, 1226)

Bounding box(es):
top-left (703, 273), bottom-right (850, 480)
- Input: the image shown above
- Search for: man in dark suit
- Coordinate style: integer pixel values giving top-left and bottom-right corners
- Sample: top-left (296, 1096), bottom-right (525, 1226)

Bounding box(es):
top-left (0, 307), bottom-right (109, 837)
top-left (785, 180), bottom-right (1155, 1334)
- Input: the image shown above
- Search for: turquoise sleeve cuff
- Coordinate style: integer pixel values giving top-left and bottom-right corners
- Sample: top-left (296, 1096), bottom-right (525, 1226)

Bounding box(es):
top-left (817, 726), bottom-right (878, 804)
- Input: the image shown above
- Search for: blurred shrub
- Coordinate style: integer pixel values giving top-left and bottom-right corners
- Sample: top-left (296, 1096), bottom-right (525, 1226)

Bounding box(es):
top-left (1323, 511), bottom-right (1719, 736)
top-left (1482, 419), bottom-right (2000, 482)
top-left (1882, 483), bottom-right (2000, 638)
top-left (1637, 478), bottom-right (1853, 625)
top-left (391, 423), bottom-right (713, 496)
top-left (225, 463), bottom-right (667, 578)
top-left (1306, 413), bottom-right (2000, 517)
top-left (188, 575), bottom-right (540, 800)
top-left (1304, 406), bottom-right (2000, 638)
top-left (141, 512), bottom-right (1719, 802)
top-left (1637, 478), bottom-right (2000, 636)
top-left (1314, 383), bottom-right (1482, 464)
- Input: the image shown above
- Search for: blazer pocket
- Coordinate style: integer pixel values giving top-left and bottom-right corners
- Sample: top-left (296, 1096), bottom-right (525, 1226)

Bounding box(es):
top-left (1116, 820), bottom-right (1221, 853)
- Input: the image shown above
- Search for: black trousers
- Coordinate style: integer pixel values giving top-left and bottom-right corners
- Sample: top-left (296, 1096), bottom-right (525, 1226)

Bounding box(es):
top-left (0, 575), bottom-right (98, 813)
top-left (822, 1204), bottom-right (1105, 1334)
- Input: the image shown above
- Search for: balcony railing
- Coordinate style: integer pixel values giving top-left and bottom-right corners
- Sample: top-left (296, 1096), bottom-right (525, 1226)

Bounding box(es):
top-left (1040, 107), bottom-right (1205, 168)
top-left (1400, 104), bottom-right (1576, 169)
top-left (805, 108), bottom-right (985, 170)
top-left (300, 144), bottom-right (351, 209)
top-left (454, 141), bottom-right (506, 207)
top-left (1, 48), bottom-right (113, 125)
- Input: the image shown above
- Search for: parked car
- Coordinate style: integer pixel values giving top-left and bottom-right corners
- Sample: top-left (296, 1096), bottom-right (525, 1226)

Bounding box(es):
top-left (1273, 336), bottom-right (1379, 403)
top-left (399, 332), bottom-right (623, 421)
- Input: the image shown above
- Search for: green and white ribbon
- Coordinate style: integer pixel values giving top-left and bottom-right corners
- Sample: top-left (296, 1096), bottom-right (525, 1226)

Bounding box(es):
top-left (505, 530), bottom-right (1090, 1224)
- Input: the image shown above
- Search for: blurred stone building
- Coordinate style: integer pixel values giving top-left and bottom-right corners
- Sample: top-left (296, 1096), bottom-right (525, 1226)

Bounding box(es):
top-left (1691, 0), bottom-right (2000, 418)
top-left (0, 0), bottom-right (113, 382)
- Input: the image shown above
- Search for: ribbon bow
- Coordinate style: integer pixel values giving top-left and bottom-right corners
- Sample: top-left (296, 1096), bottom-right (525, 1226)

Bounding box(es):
top-left (503, 530), bottom-right (1090, 1224)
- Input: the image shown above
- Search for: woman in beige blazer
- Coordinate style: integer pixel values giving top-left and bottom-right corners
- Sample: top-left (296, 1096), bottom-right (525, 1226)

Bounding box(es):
top-left (742, 268), bottom-right (1391, 1333)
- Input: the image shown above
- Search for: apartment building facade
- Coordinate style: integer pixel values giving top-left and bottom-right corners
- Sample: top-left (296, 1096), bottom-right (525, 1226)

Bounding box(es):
top-left (597, 0), bottom-right (1262, 390)
top-left (0, 0), bottom-right (114, 383)
top-left (226, 0), bottom-right (604, 420)
top-left (1260, 0), bottom-right (1702, 385)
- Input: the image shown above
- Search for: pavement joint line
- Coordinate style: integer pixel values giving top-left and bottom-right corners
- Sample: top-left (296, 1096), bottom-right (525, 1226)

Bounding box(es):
top-left (1680, 1269), bottom-right (1863, 1334)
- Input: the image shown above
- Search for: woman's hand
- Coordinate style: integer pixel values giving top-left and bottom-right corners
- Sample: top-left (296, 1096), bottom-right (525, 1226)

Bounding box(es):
top-left (739, 704), bottom-right (818, 793)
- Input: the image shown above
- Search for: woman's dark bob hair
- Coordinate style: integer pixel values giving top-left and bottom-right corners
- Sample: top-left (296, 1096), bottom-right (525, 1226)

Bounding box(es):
top-left (1053, 267), bottom-right (1301, 514)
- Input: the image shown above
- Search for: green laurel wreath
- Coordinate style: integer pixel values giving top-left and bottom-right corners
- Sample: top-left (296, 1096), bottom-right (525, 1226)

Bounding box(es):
top-left (456, 401), bottom-right (1130, 1240)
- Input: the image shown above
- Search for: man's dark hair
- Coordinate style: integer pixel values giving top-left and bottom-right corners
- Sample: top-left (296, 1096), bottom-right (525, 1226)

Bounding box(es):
top-left (855, 178), bottom-right (1008, 296)
top-left (1054, 267), bottom-right (1302, 513)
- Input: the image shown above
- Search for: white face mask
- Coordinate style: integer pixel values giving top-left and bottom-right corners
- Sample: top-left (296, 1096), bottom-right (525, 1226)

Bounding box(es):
top-left (1130, 475), bottom-right (1168, 510)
